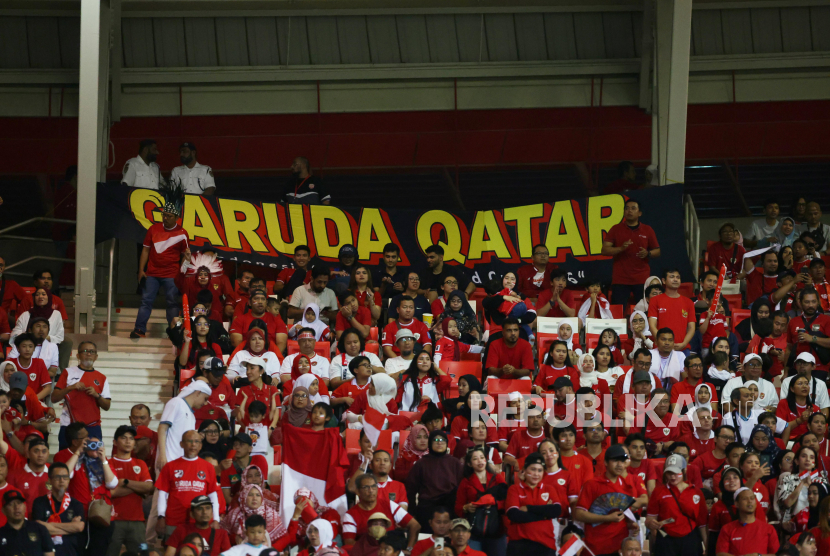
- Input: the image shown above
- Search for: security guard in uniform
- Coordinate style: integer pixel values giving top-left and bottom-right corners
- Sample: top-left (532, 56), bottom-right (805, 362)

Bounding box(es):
top-left (121, 138), bottom-right (165, 190)
top-left (0, 490), bottom-right (55, 556)
top-left (170, 142), bottom-right (216, 195)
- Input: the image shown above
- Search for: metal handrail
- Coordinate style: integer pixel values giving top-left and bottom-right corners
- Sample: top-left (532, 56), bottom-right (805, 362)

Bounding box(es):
top-left (0, 217), bottom-right (76, 237)
top-left (107, 239), bottom-right (116, 339)
top-left (4, 256), bottom-right (75, 272)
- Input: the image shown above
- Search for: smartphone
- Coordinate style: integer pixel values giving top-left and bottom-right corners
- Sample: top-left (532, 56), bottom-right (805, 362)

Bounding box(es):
top-left (435, 538), bottom-right (445, 550)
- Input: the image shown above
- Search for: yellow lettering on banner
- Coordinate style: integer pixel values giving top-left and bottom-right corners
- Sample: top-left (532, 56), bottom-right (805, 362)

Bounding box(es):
top-left (416, 210), bottom-right (466, 264)
top-left (262, 203), bottom-right (308, 254)
top-left (310, 205), bottom-right (353, 259)
top-left (356, 209), bottom-right (394, 260)
top-left (545, 201), bottom-right (587, 258)
top-left (128, 189), bottom-right (163, 229)
top-left (587, 194), bottom-right (625, 255)
top-left (503, 204), bottom-right (545, 258)
top-left (183, 196), bottom-right (224, 246)
top-left (468, 211), bottom-right (513, 261)
top-left (219, 198), bottom-right (268, 252)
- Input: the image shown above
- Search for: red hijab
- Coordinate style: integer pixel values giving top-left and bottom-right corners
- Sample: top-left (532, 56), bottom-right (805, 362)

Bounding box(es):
top-left (244, 327), bottom-right (269, 356)
top-left (28, 287), bottom-right (55, 320)
top-left (291, 354), bottom-right (311, 381)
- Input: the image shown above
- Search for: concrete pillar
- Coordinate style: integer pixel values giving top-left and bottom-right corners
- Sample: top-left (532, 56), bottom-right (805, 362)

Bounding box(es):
top-left (75, 0), bottom-right (111, 333)
top-left (653, 0), bottom-right (692, 186)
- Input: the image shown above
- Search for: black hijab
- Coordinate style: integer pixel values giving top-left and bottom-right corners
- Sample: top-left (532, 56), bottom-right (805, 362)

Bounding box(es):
top-left (197, 419), bottom-right (229, 460)
top-left (427, 430), bottom-right (450, 457)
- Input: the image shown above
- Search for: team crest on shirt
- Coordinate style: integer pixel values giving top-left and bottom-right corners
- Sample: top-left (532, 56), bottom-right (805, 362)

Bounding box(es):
top-left (197, 471), bottom-right (207, 480)
top-left (557, 478), bottom-right (566, 486)
top-left (29, 532), bottom-right (38, 542)
top-left (681, 310), bottom-right (688, 318)
top-left (213, 284), bottom-right (219, 290)
top-left (45, 483), bottom-right (51, 491)
top-left (94, 380), bottom-right (100, 386)
top-left (693, 495), bottom-right (700, 504)
top-left (663, 428), bottom-right (670, 436)
top-left (389, 493), bottom-right (396, 501)
top-left (133, 466), bottom-right (141, 474)
top-left (574, 464), bottom-right (580, 469)
top-left (813, 324), bottom-right (821, 332)
top-left (760, 393), bottom-right (765, 399)
top-left (312, 361), bottom-right (317, 366)
top-left (174, 470), bottom-right (184, 478)
top-left (66, 510), bottom-right (74, 519)
top-left (249, 432), bottom-right (260, 443)
top-left (755, 492), bottom-right (763, 502)
top-left (309, 183), bottom-right (315, 189)
top-left (219, 394), bottom-right (226, 402)
top-left (29, 373), bottom-right (36, 381)
top-left (541, 493), bottom-right (549, 501)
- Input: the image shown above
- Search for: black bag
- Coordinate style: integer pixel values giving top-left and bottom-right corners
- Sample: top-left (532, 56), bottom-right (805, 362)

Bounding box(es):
top-left (470, 501), bottom-right (501, 538)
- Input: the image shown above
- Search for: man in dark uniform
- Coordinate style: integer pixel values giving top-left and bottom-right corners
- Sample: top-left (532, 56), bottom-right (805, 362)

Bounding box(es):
top-left (0, 490), bottom-right (55, 556)
top-left (31, 463), bottom-right (84, 556)
top-left (285, 156), bottom-right (330, 205)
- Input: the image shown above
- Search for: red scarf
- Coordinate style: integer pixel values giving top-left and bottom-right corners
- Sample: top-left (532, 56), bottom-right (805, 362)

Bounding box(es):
top-left (48, 491), bottom-right (71, 523)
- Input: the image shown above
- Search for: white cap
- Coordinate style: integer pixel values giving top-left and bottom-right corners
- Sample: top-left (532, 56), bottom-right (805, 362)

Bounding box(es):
top-left (664, 453), bottom-right (687, 475)
top-left (743, 353), bottom-right (762, 365)
top-left (395, 328), bottom-right (415, 343)
top-left (245, 356), bottom-right (267, 369)
top-left (507, 391), bottom-right (524, 402)
top-left (796, 352), bottom-right (816, 364)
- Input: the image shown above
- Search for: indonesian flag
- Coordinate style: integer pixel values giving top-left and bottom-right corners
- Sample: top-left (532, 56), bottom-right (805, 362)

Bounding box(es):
top-left (799, 470), bottom-right (821, 482)
top-left (363, 407), bottom-right (388, 448)
top-left (281, 424), bottom-right (349, 520)
top-left (558, 534), bottom-right (586, 556)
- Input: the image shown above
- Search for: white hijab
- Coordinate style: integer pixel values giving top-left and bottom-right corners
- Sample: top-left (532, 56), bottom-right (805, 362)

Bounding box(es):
top-left (300, 303), bottom-right (329, 340)
top-left (577, 353), bottom-right (600, 388)
top-left (0, 361), bottom-right (14, 391)
top-left (295, 372), bottom-right (328, 405)
top-left (368, 373), bottom-right (397, 415)
top-left (694, 383), bottom-right (715, 411)
top-left (558, 323), bottom-right (574, 351)
top-left (308, 518), bottom-right (334, 549)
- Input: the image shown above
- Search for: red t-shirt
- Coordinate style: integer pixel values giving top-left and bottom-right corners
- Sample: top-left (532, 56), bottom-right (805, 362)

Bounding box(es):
top-left (505, 430), bottom-right (546, 460)
top-left (678, 432), bottom-right (715, 462)
top-left (670, 379), bottom-right (718, 408)
top-left (777, 399), bottom-right (820, 437)
top-left (343, 498), bottom-right (412, 541)
top-left (110, 457), bottom-right (153, 521)
top-left (505, 481), bottom-right (562, 549)
top-left (690, 449), bottom-right (726, 480)
top-left (156, 457), bottom-right (219, 526)
top-left (193, 377), bottom-right (237, 426)
top-left (646, 484), bottom-right (707, 536)
top-left (533, 365), bottom-right (576, 392)
top-left (381, 320), bottom-right (432, 355)
top-left (707, 242), bottom-right (746, 281)
top-left (643, 416), bottom-right (681, 446)
top-left (560, 453), bottom-right (594, 489)
top-left (9, 358), bottom-right (51, 394)
top-left (536, 288), bottom-right (575, 318)
top-left (143, 223), bottom-right (188, 278)
top-left (333, 380), bottom-right (371, 402)
top-left (166, 523), bottom-right (233, 556)
top-left (55, 368), bottom-right (110, 427)
top-left (485, 338), bottom-right (534, 371)
top-left (276, 267), bottom-right (311, 289)
top-left (377, 478), bottom-right (408, 506)
top-left (745, 267), bottom-right (779, 305)
top-left (229, 312), bottom-right (288, 345)
top-left (605, 222), bottom-right (659, 286)
top-left (716, 518), bottom-right (779, 556)
top-left (648, 294), bottom-right (696, 348)
top-left (354, 289), bottom-right (382, 308)
top-left (219, 454), bottom-right (270, 499)
top-left (0, 279), bottom-right (26, 313)
top-left (699, 311), bottom-right (728, 349)
top-left (516, 263), bottom-right (557, 299)
top-left (576, 474), bottom-right (646, 555)
top-left (542, 468), bottom-right (576, 516)
top-left (335, 306), bottom-right (372, 332)
top-left (234, 384), bottom-right (281, 427)
top-left (788, 313), bottom-right (830, 372)
top-left (8, 464), bottom-right (50, 516)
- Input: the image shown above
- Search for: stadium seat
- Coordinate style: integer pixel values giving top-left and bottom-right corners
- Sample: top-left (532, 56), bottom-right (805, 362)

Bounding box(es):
top-left (399, 412), bottom-right (420, 423)
top-left (369, 327), bottom-right (379, 341)
top-left (376, 430), bottom-right (394, 453)
top-left (610, 304), bottom-right (625, 319)
top-left (364, 343), bottom-right (380, 356)
top-left (287, 340), bottom-right (331, 360)
top-left (678, 282), bottom-right (695, 297)
top-left (345, 429), bottom-right (361, 455)
top-left (537, 333), bottom-right (558, 366)
top-left (723, 293), bottom-right (743, 310)
top-left (731, 309), bottom-right (750, 331)
top-left (273, 446), bottom-right (282, 465)
top-left (487, 378), bottom-right (532, 396)
top-left (438, 360), bottom-right (483, 385)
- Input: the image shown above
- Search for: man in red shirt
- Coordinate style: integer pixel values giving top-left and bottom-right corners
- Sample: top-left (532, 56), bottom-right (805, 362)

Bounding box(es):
top-left (193, 358), bottom-right (237, 427)
top-left (707, 223), bottom-right (746, 281)
top-left (602, 198), bottom-right (661, 306)
top-left (0, 256), bottom-right (27, 314)
top-left (0, 453), bottom-right (22, 527)
top-left (603, 161), bottom-right (639, 194)
top-left (381, 297), bottom-right (432, 358)
top-left (574, 445), bottom-right (648, 556)
top-left (430, 276), bottom-right (459, 317)
top-left (131, 192), bottom-right (189, 338)
top-left (229, 270), bottom-right (254, 313)
top-left (343, 474), bottom-right (420, 549)
top-left (370, 450), bottom-right (408, 510)
top-left (742, 249), bottom-right (780, 306)
top-left (787, 288), bottom-right (830, 379)
top-left (164, 496), bottom-right (233, 556)
top-left (535, 269), bottom-right (576, 319)
top-left (218, 433), bottom-right (269, 505)
top-left (669, 353), bottom-right (718, 413)
top-left (229, 288), bottom-right (288, 353)
top-left (553, 425), bottom-right (595, 488)
top-left (174, 250), bottom-right (235, 323)
top-left (678, 407), bottom-right (716, 462)
top-left (108, 425), bottom-right (155, 555)
top-left (715, 488), bottom-right (779, 556)
top-left (7, 437), bottom-right (50, 516)
top-left (156, 431), bottom-right (220, 539)
top-left (689, 424), bottom-right (735, 487)
top-left (503, 407), bottom-right (545, 472)
top-left (410, 508), bottom-right (451, 556)
top-left (516, 245), bottom-right (558, 299)
top-left (648, 269), bottom-right (695, 350)
top-left (448, 519), bottom-right (486, 556)
top-left (485, 319), bottom-right (534, 380)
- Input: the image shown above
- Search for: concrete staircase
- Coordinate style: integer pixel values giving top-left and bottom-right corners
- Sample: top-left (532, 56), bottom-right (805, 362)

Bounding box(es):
top-left (48, 305), bottom-right (176, 455)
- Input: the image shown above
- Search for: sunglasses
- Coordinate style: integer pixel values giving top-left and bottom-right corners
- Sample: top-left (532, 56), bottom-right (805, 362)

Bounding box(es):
top-left (87, 440), bottom-right (104, 451)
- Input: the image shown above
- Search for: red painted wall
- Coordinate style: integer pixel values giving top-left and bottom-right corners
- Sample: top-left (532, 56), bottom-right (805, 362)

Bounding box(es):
top-left (1, 100), bottom-right (828, 177)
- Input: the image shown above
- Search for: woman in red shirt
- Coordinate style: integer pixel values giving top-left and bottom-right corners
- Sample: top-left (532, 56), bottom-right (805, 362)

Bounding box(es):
top-left (539, 439), bottom-right (574, 518)
top-left (777, 375), bottom-right (820, 438)
top-left (178, 315), bottom-right (223, 370)
top-left (233, 356), bottom-right (281, 428)
top-left (455, 446), bottom-right (507, 553)
top-left (348, 265), bottom-right (382, 324)
top-left (533, 340), bottom-right (575, 395)
top-left (504, 453), bottom-right (562, 554)
top-left (392, 424), bottom-right (429, 483)
top-left (645, 454), bottom-right (707, 556)
top-left (396, 351), bottom-right (451, 413)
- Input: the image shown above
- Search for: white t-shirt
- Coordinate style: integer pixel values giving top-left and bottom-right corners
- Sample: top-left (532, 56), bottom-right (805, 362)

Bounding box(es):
top-left (329, 351), bottom-right (384, 382)
top-left (158, 397), bottom-right (196, 468)
top-left (279, 352), bottom-right (331, 381)
top-left (648, 349), bottom-right (685, 383)
top-left (221, 543), bottom-right (270, 556)
top-left (243, 422), bottom-right (269, 456)
top-left (721, 408), bottom-right (786, 445)
top-left (384, 356), bottom-right (414, 376)
top-left (746, 218), bottom-right (779, 242)
top-left (57, 366), bottom-right (112, 426)
top-left (227, 350), bottom-right (282, 380)
top-left (121, 155), bottom-right (165, 190)
top-left (8, 339), bottom-right (59, 369)
top-left (170, 162), bottom-right (216, 194)
top-left (779, 374), bottom-right (830, 410)
top-left (721, 376), bottom-right (779, 410)
top-left (289, 284), bottom-right (338, 321)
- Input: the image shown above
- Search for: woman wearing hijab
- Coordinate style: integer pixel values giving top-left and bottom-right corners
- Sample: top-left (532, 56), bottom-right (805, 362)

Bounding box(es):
top-left (343, 373), bottom-right (407, 426)
top-left (198, 419), bottom-right (229, 461)
top-left (747, 424), bottom-right (781, 476)
top-left (439, 291), bottom-right (481, 343)
top-left (406, 429), bottom-right (465, 530)
top-left (283, 354), bottom-right (330, 401)
top-left (633, 275), bottom-right (662, 313)
top-left (294, 372), bottom-right (330, 405)
top-left (288, 303), bottom-right (331, 342)
top-left (623, 310), bottom-right (653, 357)
top-left (571, 352), bottom-right (612, 410)
top-left (10, 287), bottom-right (64, 345)
top-left (393, 424), bottom-right (430, 483)
top-left (297, 518), bottom-right (339, 556)
top-left (221, 483), bottom-right (301, 546)
top-left (281, 385), bottom-right (313, 429)
top-left (735, 298), bottom-right (773, 343)
top-left (442, 374), bottom-right (483, 426)
top-left (777, 216), bottom-right (798, 247)
top-left (228, 327), bottom-right (282, 384)
top-left (230, 464), bottom-right (279, 510)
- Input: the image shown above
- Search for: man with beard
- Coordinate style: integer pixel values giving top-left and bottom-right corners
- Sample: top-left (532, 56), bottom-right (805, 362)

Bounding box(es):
top-left (787, 288), bottom-right (830, 379)
top-left (285, 156), bottom-right (330, 205)
top-left (121, 138), bottom-right (165, 190)
top-left (229, 288), bottom-right (288, 351)
top-left (170, 142), bottom-right (215, 195)
top-left (288, 264), bottom-right (338, 323)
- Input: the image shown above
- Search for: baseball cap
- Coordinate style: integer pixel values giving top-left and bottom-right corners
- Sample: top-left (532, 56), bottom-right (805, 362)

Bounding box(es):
top-left (233, 432), bottom-right (253, 446)
top-left (204, 357), bottom-right (227, 377)
top-left (796, 352), bottom-right (816, 364)
top-left (605, 445), bottom-right (629, 462)
top-left (250, 288), bottom-right (267, 299)
top-left (664, 453), bottom-right (687, 475)
top-left (367, 512), bottom-right (392, 525)
top-left (395, 329), bottom-right (415, 343)
top-left (180, 142), bottom-right (197, 150)
top-left (553, 377), bottom-right (574, 391)
top-left (524, 453), bottom-right (545, 469)
top-left (632, 370), bottom-right (651, 385)
top-left (245, 357), bottom-right (266, 370)
top-left (339, 244), bottom-right (357, 258)
top-left (743, 353), bottom-right (762, 365)
top-left (9, 371), bottom-right (28, 391)
top-left (451, 518), bottom-right (472, 531)
top-left (190, 495), bottom-right (212, 508)
top-left (3, 490), bottom-right (25, 506)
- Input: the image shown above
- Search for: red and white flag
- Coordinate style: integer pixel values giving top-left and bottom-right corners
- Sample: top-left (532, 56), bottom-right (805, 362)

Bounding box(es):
top-left (363, 407), bottom-right (388, 448)
top-left (280, 424), bottom-right (349, 520)
top-left (558, 534), bottom-right (586, 556)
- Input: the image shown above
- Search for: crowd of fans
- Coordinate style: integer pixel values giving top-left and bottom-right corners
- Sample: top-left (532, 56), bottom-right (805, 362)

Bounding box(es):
top-left (2, 153), bottom-right (830, 556)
